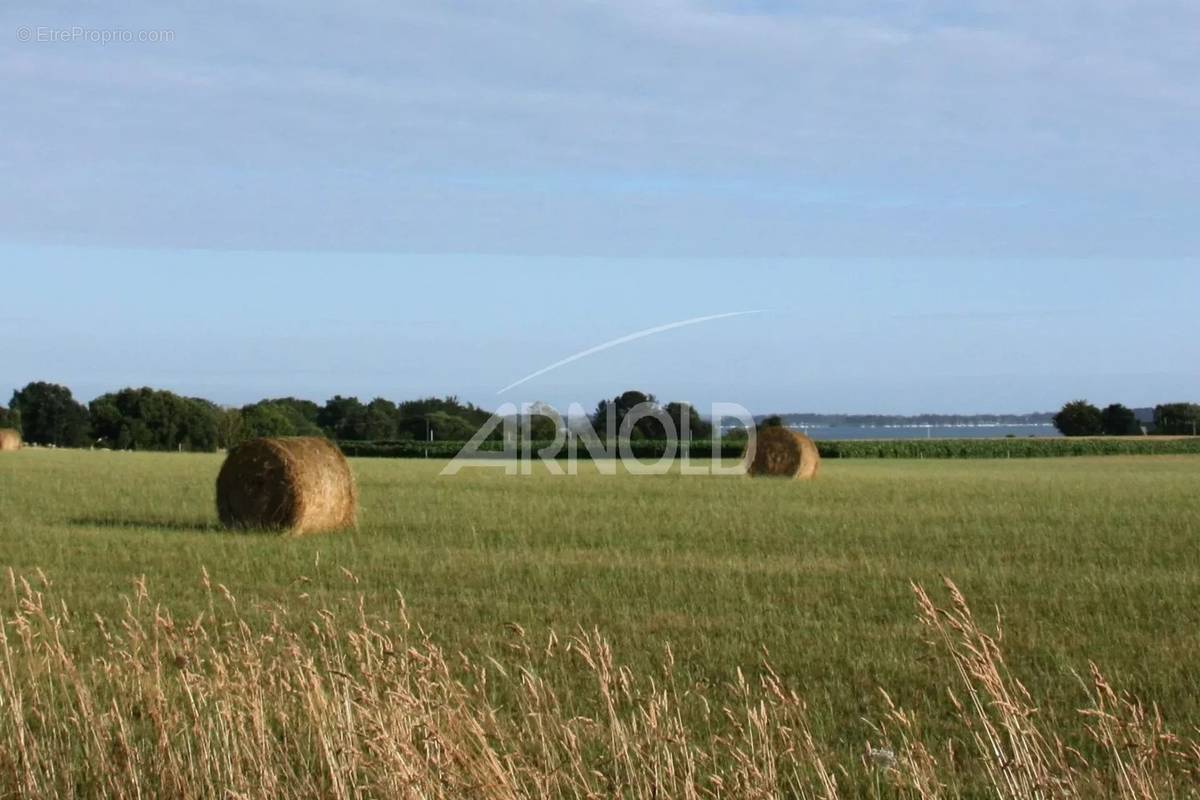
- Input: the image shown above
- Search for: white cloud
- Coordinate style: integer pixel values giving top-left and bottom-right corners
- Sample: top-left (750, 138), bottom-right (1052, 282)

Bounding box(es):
top-left (1, 0), bottom-right (1197, 254)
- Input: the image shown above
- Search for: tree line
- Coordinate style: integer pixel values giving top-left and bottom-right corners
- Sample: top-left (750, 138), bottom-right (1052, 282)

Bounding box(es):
top-left (4, 382), bottom-right (1197, 450)
top-left (1052, 400), bottom-right (1200, 437)
top-left (588, 390), bottom-right (713, 440)
top-left (0, 382), bottom-right (498, 451)
top-left (0, 383), bottom-right (716, 451)
top-left (769, 412), bottom-right (1056, 427)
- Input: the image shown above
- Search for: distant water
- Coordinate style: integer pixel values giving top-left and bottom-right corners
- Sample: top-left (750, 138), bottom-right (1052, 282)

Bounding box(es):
top-left (794, 425), bottom-right (1061, 441)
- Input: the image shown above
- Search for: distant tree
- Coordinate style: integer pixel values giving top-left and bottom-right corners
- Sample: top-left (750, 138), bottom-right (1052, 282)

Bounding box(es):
top-left (517, 402), bottom-right (561, 441)
top-left (1053, 400), bottom-right (1103, 437)
top-left (179, 397), bottom-right (223, 451)
top-left (0, 405), bottom-right (20, 432)
top-left (400, 397), bottom-right (490, 421)
top-left (317, 396), bottom-right (367, 440)
top-left (665, 402), bottom-right (712, 440)
top-left (89, 387), bottom-right (220, 451)
top-left (589, 399), bottom-right (613, 436)
top-left (759, 415), bottom-right (785, 429)
top-left (1100, 403), bottom-right (1140, 436)
top-left (590, 390), bottom-right (665, 440)
top-left (528, 414), bottom-right (559, 441)
top-left (361, 398), bottom-right (400, 441)
top-left (724, 424), bottom-right (750, 442)
top-left (10, 382), bottom-right (90, 447)
top-left (1153, 403), bottom-right (1200, 435)
top-left (216, 407), bottom-right (244, 449)
top-left (423, 411), bottom-right (481, 441)
top-left (240, 400), bottom-right (323, 440)
top-left (240, 404), bottom-right (296, 439)
top-left (261, 397), bottom-right (321, 426)
top-left (395, 415), bottom-right (428, 441)
top-left (396, 396), bottom-right (492, 441)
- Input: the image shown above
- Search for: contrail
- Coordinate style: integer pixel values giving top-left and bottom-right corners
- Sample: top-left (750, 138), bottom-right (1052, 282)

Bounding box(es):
top-left (497, 310), bottom-right (766, 395)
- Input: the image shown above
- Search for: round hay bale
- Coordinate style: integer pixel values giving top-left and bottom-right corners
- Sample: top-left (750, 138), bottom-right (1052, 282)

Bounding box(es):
top-left (216, 437), bottom-right (357, 535)
top-left (744, 426), bottom-right (820, 480)
top-left (0, 428), bottom-right (21, 452)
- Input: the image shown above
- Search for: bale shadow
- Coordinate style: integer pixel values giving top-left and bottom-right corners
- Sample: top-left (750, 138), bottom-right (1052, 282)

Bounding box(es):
top-left (68, 516), bottom-right (241, 535)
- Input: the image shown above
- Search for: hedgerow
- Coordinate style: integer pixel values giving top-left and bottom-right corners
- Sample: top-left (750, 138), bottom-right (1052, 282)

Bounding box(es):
top-left (338, 437), bottom-right (1200, 460)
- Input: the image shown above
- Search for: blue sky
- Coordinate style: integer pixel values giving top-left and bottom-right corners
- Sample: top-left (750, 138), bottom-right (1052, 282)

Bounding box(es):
top-left (2, 1), bottom-right (1197, 413)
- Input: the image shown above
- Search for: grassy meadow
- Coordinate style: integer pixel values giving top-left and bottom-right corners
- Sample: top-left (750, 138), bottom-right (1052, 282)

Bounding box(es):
top-left (1, 448), bottom-right (1199, 797)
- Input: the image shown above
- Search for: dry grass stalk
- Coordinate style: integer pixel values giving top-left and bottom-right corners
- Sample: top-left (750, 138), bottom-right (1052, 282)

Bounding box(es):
top-left (0, 570), bottom-right (1197, 799)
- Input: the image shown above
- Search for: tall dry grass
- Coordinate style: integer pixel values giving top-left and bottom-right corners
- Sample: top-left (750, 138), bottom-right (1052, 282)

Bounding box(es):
top-left (0, 568), bottom-right (1196, 799)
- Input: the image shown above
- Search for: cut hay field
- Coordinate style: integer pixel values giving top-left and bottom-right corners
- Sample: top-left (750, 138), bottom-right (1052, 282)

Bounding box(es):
top-left (2, 449), bottom-right (1199, 797)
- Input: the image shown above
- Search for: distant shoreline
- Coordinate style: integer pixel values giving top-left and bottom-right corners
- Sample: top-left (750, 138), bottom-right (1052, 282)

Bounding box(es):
top-left (772, 424), bottom-right (1064, 441)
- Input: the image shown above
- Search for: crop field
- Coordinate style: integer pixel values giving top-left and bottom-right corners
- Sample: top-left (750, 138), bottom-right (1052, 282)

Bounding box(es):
top-left (2, 449), bottom-right (1199, 797)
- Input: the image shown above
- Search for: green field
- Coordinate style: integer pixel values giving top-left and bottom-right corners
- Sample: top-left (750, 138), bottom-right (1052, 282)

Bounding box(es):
top-left (2, 449), bottom-right (1199, 796)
